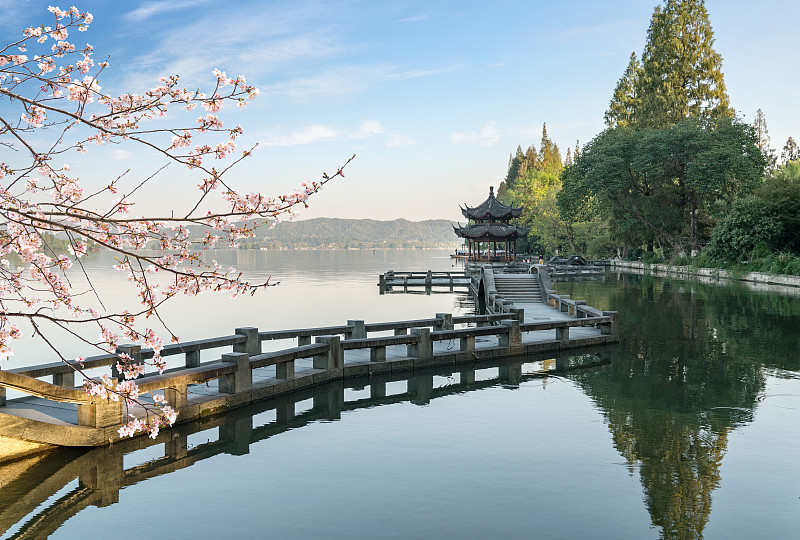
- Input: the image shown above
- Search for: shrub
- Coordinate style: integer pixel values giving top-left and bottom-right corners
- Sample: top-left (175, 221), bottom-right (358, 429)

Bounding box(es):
top-left (641, 251), bottom-right (660, 264)
top-left (626, 247), bottom-right (644, 261)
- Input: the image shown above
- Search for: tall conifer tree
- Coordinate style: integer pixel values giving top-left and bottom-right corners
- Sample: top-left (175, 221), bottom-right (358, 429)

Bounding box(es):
top-left (636, 0), bottom-right (732, 127)
top-left (536, 123), bottom-right (562, 173)
top-left (605, 52), bottom-right (641, 127)
top-left (782, 137), bottom-right (800, 164)
top-left (752, 108), bottom-right (776, 171)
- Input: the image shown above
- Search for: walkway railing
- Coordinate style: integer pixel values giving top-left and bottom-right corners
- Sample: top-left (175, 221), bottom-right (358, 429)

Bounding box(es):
top-left (0, 307), bottom-right (618, 434)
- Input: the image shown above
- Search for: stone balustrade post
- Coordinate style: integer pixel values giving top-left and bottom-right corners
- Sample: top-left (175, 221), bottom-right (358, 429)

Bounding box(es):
top-left (219, 352), bottom-right (251, 394)
top-left (345, 320), bottom-right (367, 340)
top-left (460, 335), bottom-right (475, 353)
top-left (408, 327), bottom-right (432, 360)
top-left (601, 311), bottom-right (619, 337)
top-left (509, 307), bottom-right (525, 322)
top-left (185, 349), bottom-right (200, 368)
top-left (370, 345), bottom-right (386, 362)
top-left (78, 396), bottom-right (124, 428)
top-left (315, 336), bottom-right (343, 371)
top-left (556, 325), bottom-right (570, 341)
top-left (435, 313), bottom-right (454, 331)
top-left (164, 383), bottom-right (188, 409)
top-left (570, 301), bottom-right (587, 318)
top-left (234, 327), bottom-right (261, 356)
top-left (276, 359), bottom-right (295, 380)
top-left (499, 319), bottom-right (521, 349)
top-left (53, 369), bottom-right (75, 388)
top-left (298, 335), bottom-right (311, 346)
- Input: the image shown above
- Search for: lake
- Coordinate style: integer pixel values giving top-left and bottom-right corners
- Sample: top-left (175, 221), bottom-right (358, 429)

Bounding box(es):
top-left (1, 250), bottom-right (799, 539)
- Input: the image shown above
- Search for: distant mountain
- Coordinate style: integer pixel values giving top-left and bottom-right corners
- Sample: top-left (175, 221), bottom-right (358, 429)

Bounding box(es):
top-left (234, 218), bottom-right (459, 249)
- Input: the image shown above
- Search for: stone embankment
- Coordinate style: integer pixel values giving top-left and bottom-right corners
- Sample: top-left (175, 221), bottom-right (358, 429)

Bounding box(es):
top-left (612, 260), bottom-right (800, 288)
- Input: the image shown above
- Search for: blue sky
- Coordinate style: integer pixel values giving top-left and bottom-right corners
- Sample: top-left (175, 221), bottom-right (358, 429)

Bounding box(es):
top-left (3, 0), bottom-right (799, 222)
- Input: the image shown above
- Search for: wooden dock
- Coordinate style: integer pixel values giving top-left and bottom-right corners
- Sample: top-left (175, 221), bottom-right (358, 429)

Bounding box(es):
top-left (1, 265), bottom-right (617, 463)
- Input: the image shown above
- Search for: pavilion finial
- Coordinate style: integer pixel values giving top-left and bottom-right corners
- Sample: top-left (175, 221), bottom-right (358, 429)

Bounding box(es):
top-left (489, 185), bottom-right (494, 195)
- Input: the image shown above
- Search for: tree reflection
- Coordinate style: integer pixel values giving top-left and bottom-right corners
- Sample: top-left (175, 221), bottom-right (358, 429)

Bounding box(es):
top-left (562, 272), bottom-right (772, 539)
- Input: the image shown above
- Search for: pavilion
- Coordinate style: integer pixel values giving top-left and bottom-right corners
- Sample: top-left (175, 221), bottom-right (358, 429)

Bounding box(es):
top-left (453, 186), bottom-right (529, 261)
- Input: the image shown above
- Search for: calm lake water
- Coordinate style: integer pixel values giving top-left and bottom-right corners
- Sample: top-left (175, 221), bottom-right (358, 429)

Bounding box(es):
top-left (2, 250), bottom-right (799, 539)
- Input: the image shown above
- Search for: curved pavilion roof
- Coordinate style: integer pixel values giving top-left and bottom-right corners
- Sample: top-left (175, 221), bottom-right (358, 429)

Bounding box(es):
top-left (460, 186), bottom-right (523, 221)
top-left (452, 223), bottom-right (530, 241)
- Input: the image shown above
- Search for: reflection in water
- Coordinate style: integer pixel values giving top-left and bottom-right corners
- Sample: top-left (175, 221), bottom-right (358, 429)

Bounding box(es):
top-left (559, 272), bottom-right (795, 540)
top-left (0, 351), bottom-right (610, 539)
top-left (3, 256), bottom-right (799, 538)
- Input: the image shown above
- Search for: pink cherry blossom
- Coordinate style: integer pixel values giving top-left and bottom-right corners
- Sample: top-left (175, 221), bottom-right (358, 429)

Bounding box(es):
top-left (1, 5), bottom-right (352, 440)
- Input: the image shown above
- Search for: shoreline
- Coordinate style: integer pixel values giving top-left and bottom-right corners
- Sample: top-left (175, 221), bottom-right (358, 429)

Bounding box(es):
top-left (611, 260), bottom-right (800, 289)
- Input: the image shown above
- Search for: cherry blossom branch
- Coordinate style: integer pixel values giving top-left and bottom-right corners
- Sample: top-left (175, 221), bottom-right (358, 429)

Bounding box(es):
top-left (0, 6), bottom-right (352, 439)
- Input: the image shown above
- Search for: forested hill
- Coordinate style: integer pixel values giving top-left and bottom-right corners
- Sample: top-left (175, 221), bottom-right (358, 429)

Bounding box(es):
top-left (234, 218), bottom-right (458, 249)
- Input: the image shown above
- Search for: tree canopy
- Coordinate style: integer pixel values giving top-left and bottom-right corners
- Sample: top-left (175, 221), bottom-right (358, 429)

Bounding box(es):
top-left (559, 118), bottom-right (765, 255)
top-left (606, 0), bottom-right (731, 130)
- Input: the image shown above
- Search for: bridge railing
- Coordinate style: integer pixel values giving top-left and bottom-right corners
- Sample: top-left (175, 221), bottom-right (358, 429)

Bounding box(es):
top-left (378, 270), bottom-right (472, 289)
top-left (0, 308), bottom-right (617, 424)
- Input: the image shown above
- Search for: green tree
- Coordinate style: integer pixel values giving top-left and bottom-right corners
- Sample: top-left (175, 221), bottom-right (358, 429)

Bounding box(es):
top-left (707, 163), bottom-right (800, 261)
top-left (781, 136), bottom-right (800, 164)
top-left (636, 0), bottom-right (732, 128)
top-left (498, 123), bottom-right (560, 203)
top-left (564, 147), bottom-right (573, 167)
top-left (560, 118), bottom-right (764, 255)
top-left (752, 108), bottom-right (776, 172)
top-left (604, 52), bottom-right (641, 128)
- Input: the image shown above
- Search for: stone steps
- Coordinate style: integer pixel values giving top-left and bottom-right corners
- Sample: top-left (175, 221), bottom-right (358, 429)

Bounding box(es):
top-left (493, 275), bottom-right (542, 304)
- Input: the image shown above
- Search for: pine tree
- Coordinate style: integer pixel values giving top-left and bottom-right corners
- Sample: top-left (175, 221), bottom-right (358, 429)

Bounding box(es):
top-left (503, 146), bottom-right (525, 190)
top-left (564, 147), bottom-right (573, 167)
top-left (752, 108), bottom-right (776, 171)
top-left (574, 140), bottom-right (581, 160)
top-left (782, 136), bottom-right (800, 163)
top-left (604, 52), bottom-right (641, 127)
top-left (536, 123), bottom-right (562, 173)
top-left (637, 0), bottom-right (732, 128)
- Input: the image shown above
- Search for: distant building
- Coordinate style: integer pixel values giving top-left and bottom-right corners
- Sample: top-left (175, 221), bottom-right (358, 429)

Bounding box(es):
top-left (453, 186), bottom-right (529, 261)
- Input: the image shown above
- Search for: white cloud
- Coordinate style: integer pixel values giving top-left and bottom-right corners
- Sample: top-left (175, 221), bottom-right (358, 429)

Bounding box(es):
top-left (262, 65), bottom-right (390, 99)
top-left (398, 15), bottom-right (429, 23)
top-left (119, 3), bottom-right (344, 92)
top-left (387, 67), bottom-right (456, 80)
top-left (125, 0), bottom-right (213, 22)
top-left (451, 121), bottom-right (502, 147)
top-left (386, 135), bottom-right (417, 148)
top-left (352, 120), bottom-right (385, 139)
top-left (260, 125), bottom-right (344, 147)
top-left (112, 149), bottom-right (132, 160)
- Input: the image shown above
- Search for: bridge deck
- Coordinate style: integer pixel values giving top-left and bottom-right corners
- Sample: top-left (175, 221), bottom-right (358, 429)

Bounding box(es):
top-left (1, 265), bottom-right (616, 459)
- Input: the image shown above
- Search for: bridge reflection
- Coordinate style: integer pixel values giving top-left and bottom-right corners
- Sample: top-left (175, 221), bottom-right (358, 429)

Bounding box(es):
top-left (0, 349), bottom-right (613, 539)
